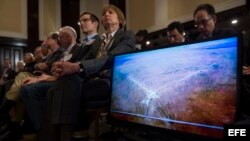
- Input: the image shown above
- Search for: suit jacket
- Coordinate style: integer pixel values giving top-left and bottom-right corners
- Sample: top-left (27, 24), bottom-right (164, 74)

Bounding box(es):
top-left (74, 35), bottom-right (102, 62)
top-left (64, 43), bottom-right (81, 62)
top-left (212, 27), bottom-right (238, 37)
top-left (23, 61), bottom-right (37, 73)
top-left (44, 47), bottom-right (65, 73)
top-left (80, 28), bottom-right (136, 77)
top-left (0, 68), bottom-right (16, 81)
top-left (196, 27), bottom-right (238, 40)
top-left (34, 45), bottom-right (77, 75)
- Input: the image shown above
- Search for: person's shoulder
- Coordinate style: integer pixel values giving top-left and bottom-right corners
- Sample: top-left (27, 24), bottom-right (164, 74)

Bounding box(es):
top-left (123, 30), bottom-right (134, 36)
top-left (93, 34), bottom-right (101, 40)
top-left (75, 43), bottom-right (81, 48)
top-left (115, 29), bottom-right (134, 36)
top-left (93, 34), bottom-right (102, 43)
top-left (8, 68), bottom-right (16, 73)
top-left (116, 30), bottom-right (135, 41)
top-left (57, 47), bottom-right (65, 53)
top-left (213, 27), bottom-right (238, 37)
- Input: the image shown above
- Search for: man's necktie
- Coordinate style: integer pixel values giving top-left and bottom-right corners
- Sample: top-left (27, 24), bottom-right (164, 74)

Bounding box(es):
top-left (97, 35), bottom-right (113, 58)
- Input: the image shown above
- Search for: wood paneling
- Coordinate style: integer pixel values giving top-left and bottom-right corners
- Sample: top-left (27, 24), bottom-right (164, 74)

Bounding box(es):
top-left (14, 49), bottom-right (22, 66)
top-left (27, 0), bottom-right (39, 53)
top-left (0, 46), bottom-right (23, 68)
top-left (61, 0), bottom-right (80, 43)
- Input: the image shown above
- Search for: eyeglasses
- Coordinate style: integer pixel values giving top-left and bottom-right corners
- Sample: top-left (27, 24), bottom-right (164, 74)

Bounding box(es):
top-left (77, 18), bottom-right (91, 25)
top-left (194, 17), bottom-right (212, 28)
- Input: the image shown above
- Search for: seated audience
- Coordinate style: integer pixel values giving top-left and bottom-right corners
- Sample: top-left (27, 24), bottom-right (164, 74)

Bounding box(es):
top-left (20, 5), bottom-right (135, 141)
top-left (193, 3), bottom-right (237, 40)
top-left (35, 32), bottom-right (64, 74)
top-left (46, 5), bottom-right (135, 140)
top-left (167, 21), bottom-right (187, 44)
top-left (22, 53), bottom-right (36, 73)
top-left (20, 15), bottom-right (101, 140)
top-left (0, 59), bottom-right (16, 85)
top-left (15, 61), bottom-right (25, 74)
top-left (0, 32), bottom-right (62, 127)
top-left (135, 29), bottom-right (148, 50)
top-left (0, 59), bottom-right (16, 98)
top-left (33, 46), bottom-right (44, 64)
top-left (1, 61), bottom-right (25, 102)
top-left (40, 41), bottom-right (52, 61)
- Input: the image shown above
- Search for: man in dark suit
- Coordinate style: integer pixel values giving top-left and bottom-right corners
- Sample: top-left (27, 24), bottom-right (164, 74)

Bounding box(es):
top-left (193, 3), bottom-right (237, 40)
top-left (42, 5), bottom-right (135, 141)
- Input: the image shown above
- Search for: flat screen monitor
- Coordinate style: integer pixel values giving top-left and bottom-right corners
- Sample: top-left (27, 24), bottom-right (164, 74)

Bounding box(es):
top-left (109, 36), bottom-right (241, 140)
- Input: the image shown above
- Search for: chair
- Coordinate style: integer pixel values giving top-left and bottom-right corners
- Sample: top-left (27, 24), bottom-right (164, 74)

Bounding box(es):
top-left (76, 79), bottom-right (110, 141)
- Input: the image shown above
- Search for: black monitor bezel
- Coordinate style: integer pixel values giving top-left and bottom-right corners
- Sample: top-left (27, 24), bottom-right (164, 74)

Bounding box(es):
top-left (108, 34), bottom-right (243, 141)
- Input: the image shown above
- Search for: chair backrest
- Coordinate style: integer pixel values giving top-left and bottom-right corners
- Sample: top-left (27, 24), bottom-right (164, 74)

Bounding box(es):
top-left (82, 79), bottom-right (110, 108)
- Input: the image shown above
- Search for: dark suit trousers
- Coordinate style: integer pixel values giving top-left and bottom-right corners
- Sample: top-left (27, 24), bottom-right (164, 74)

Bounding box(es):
top-left (20, 81), bottom-right (56, 130)
top-left (36, 74), bottom-right (82, 141)
top-left (46, 74), bottom-right (82, 125)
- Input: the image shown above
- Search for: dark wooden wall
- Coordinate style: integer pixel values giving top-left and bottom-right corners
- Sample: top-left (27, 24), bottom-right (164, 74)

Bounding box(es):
top-left (61, 0), bottom-right (80, 43)
top-left (26, 0), bottom-right (39, 53)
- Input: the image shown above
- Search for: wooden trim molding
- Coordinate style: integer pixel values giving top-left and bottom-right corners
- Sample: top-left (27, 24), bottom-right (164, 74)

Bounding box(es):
top-left (0, 36), bottom-right (27, 47)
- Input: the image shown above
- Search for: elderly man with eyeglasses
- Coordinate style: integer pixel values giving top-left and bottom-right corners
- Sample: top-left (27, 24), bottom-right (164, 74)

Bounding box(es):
top-left (193, 3), bottom-right (237, 40)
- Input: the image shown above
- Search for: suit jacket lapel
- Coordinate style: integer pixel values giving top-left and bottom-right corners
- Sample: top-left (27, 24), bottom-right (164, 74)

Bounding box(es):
top-left (69, 44), bottom-right (78, 54)
top-left (67, 44), bottom-right (80, 62)
top-left (89, 37), bottom-right (103, 58)
top-left (77, 35), bottom-right (103, 61)
top-left (92, 34), bottom-right (100, 40)
top-left (107, 29), bottom-right (123, 52)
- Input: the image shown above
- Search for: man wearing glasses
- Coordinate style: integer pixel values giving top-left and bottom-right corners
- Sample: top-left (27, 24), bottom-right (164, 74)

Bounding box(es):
top-left (193, 3), bottom-right (237, 40)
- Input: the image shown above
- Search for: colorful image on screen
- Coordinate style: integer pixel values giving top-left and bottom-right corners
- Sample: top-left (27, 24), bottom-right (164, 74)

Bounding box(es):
top-left (110, 37), bottom-right (238, 138)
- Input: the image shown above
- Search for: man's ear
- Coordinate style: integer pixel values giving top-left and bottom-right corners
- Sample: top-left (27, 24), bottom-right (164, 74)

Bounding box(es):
top-left (212, 15), bottom-right (217, 23)
top-left (93, 22), bottom-right (100, 30)
top-left (94, 21), bottom-right (98, 28)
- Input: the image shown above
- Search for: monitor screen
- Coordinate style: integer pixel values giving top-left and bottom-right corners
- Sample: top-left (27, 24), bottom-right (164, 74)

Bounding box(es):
top-left (109, 36), bottom-right (240, 140)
